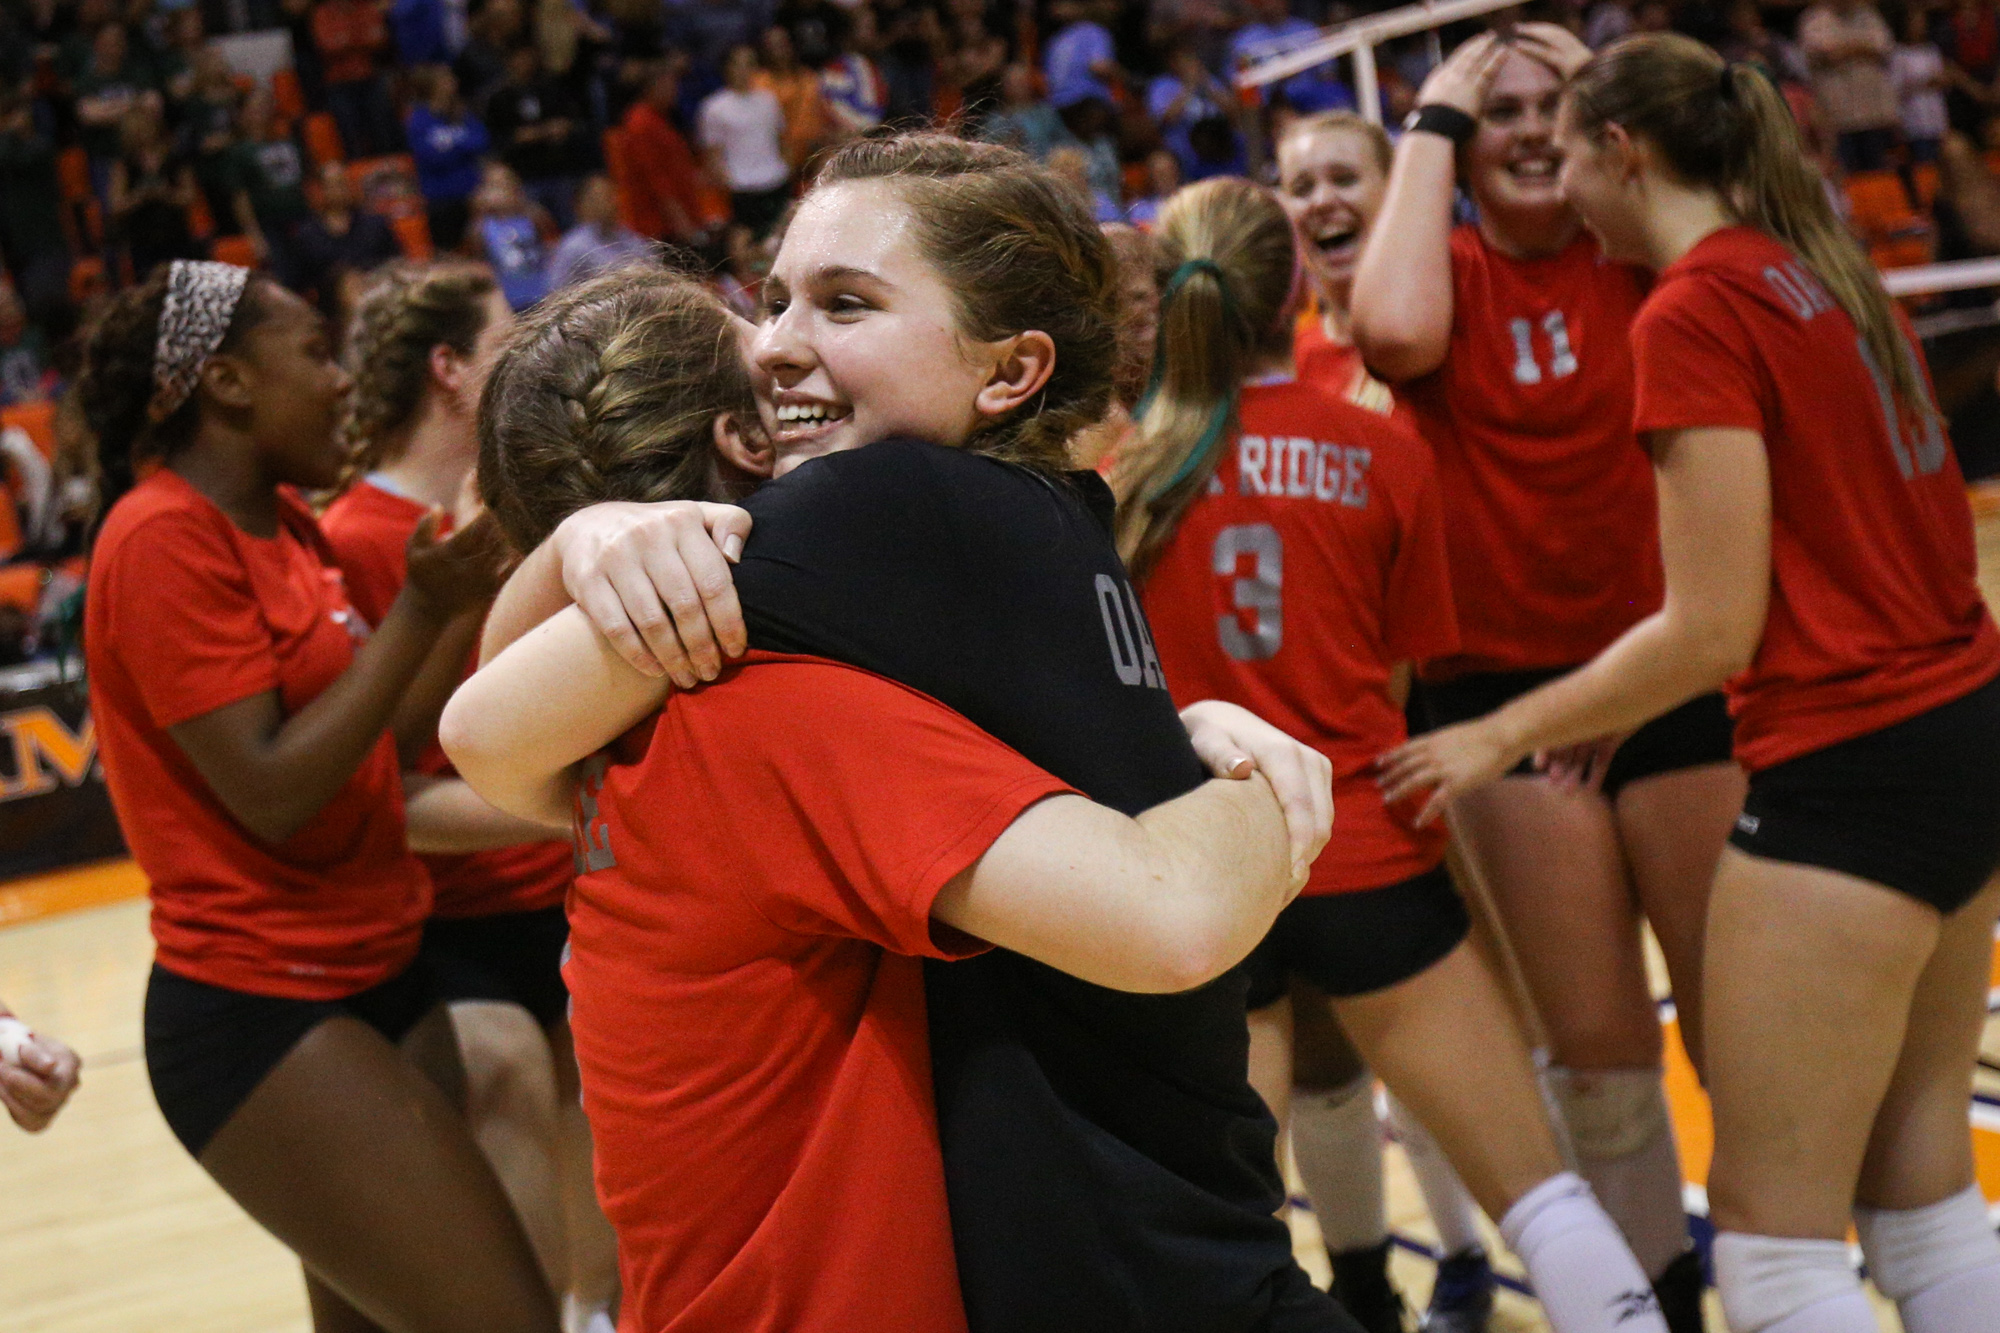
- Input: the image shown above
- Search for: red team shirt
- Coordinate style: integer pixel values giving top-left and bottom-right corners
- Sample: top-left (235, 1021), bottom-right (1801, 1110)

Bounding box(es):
top-left (1141, 379), bottom-right (1459, 893)
top-left (1406, 227), bottom-right (1663, 677)
top-left (566, 653), bottom-right (1072, 1333)
top-left (86, 471), bottom-right (430, 998)
top-left (1631, 227), bottom-right (2000, 771)
top-left (1294, 312), bottom-right (1415, 430)
top-left (321, 479), bottom-right (572, 917)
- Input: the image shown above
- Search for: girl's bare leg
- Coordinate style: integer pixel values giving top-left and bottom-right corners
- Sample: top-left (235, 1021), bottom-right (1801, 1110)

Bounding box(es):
top-left (199, 1016), bottom-right (560, 1333)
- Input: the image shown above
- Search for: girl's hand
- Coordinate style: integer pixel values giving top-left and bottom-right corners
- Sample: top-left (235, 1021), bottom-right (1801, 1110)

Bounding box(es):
top-left (551, 501), bottom-right (754, 688)
top-left (405, 509), bottom-right (512, 619)
top-left (1180, 699), bottom-right (1334, 880)
top-left (0, 1017), bottom-right (82, 1133)
top-left (1417, 32), bottom-right (1508, 115)
top-left (1535, 734), bottom-right (1626, 792)
top-left (1377, 719), bottom-right (1518, 827)
top-left (1511, 22), bottom-right (1595, 82)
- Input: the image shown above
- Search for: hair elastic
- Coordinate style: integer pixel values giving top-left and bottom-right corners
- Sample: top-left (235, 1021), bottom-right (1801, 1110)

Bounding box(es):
top-left (149, 260), bottom-right (251, 423)
top-left (1717, 61), bottom-right (1739, 102)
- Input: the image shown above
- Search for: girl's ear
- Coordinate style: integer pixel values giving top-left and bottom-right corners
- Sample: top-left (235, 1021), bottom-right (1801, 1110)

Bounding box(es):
top-left (199, 351), bottom-right (256, 413)
top-left (430, 342), bottom-right (468, 399)
top-left (1601, 120), bottom-right (1645, 184)
top-left (973, 330), bottom-right (1058, 419)
top-left (713, 412), bottom-right (774, 478)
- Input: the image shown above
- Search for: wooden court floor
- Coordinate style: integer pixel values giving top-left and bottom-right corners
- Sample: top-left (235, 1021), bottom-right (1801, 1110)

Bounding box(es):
top-left (13, 863), bottom-right (1995, 1331)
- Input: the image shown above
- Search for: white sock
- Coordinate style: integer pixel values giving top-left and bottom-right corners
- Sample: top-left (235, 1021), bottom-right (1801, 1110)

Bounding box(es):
top-left (1291, 1073), bottom-right (1388, 1253)
top-left (1545, 1066), bottom-right (1691, 1280)
top-left (1712, 1231), bottom-right (1878, 1333)
top-left (1499, 1172), bottom-right (1669, 1333)
top-left (1385, 1091), bottom-right (1485, 1257)
top-left (562, 1293), bottom-right (616, 1333)
top-left (1855, 1184), bottom-right (2000, 1333)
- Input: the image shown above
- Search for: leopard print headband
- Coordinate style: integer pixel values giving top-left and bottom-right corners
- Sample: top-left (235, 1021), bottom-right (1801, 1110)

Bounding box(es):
top-left (149, 260), bottom-right (251, 423)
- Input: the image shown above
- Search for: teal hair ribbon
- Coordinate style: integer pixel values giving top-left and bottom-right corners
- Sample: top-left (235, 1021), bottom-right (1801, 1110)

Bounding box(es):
top-left (1134, 258), bottom-right (1241, 499)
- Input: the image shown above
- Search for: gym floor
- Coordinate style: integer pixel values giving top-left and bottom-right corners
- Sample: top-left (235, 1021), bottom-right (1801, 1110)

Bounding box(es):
top-left (8, 859), bottom-right (1991, 1330)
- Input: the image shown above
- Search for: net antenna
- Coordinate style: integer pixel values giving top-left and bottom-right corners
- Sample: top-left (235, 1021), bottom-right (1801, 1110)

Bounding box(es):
top-left (1232, 0), bottom-right (1527, 124)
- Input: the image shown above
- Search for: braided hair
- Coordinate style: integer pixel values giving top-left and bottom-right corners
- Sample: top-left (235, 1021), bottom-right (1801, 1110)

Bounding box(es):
top-left (75, 265), bottom-right (274, 539)
top-left (477, 265), bottom-right (761, 552)
top-left (341, 262), bottom-right (501, 483)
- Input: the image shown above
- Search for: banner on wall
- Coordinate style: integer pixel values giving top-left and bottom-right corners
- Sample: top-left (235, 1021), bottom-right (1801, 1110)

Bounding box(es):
top-left (0, 659), bottom-right (123, 881)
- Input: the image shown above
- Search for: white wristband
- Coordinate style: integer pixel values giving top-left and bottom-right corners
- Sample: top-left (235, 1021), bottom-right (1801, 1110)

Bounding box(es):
top-left (0, 1017), bottom-right (33, 1065)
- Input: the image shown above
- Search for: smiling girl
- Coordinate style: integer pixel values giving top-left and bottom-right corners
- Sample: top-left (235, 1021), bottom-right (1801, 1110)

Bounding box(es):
top-left (1384, 36), bottom-right (2000, 1333)
top-left (448, 136), bottom-right (1358, 1333)
top-left (1276, 112), bottom-right (1403, 422)
top-left (1351, 30), bottom-right (1737, 1326)
top-left (78, 261), bottom-right (554, 1333)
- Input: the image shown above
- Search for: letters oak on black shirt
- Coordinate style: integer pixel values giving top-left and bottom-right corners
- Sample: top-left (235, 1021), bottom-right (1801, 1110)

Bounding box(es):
top-left (733, 437), bottom-right (1352, 1333)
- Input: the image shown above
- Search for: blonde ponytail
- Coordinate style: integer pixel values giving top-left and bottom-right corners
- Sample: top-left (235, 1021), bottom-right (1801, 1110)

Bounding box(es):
top-left (1566, 33), bottom-right (1936, 426)
top-left (1111, 177), bottom-right (1298, 580)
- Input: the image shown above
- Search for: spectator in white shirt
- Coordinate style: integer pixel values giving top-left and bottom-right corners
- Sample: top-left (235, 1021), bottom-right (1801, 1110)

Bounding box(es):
top-left (698, 44), bottom-right (793, 240)
top-left (1800, 0), bottom-right (1903, 171)
top-left (1891, 3), bottom-right (1951, 164)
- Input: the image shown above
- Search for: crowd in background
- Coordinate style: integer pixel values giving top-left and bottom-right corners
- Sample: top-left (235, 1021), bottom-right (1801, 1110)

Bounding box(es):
top-left (7, 0), bottom-right (2000, 654)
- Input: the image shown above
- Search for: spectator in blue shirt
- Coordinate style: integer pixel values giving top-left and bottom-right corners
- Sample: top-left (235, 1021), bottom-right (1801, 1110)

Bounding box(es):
top-left (1228, 0), bottom-right (1352, 114)
top-left (471, 163), bottom-right (550, 310)
top-left (406, 65), bottom-right (489, 251)
top-left (979, 62), bottom-right (1068, 160)
top-left (1147, 41), bottom-right (1238, 178)
top-left (1043, 0), bottom-right (1122, 109)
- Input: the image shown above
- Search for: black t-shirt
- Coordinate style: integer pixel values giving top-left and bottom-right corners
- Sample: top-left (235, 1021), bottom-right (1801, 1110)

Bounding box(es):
top-left (484, 77), bottom-right (583, 182)
top-left (734, 437), bottom-right (1344, 1333)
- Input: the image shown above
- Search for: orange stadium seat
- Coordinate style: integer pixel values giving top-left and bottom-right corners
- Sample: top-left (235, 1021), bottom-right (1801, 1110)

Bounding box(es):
top-left (68, 256), bottom-right (107, 303)
top-left (391, 211), bottom-right (434, 260)
top-left (1910, 162), bottom-right (1941, 210)
top-left (1845, 170), bottom-right (1922, 236)
top-left (55, 145), bottom-right (90, 202)
top-left (304, 112), bottom-right (346, 168)
top-left (0, 402), bottom-right (57, 461)
top-left (272, 68), bottom-right (307, 122)
top-left (186, 191), bottom-right (216, 240)
top-left (209, 234), bottom-right (260, 268)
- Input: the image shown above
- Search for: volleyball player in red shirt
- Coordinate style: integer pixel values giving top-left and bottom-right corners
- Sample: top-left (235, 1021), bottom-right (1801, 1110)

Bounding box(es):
top-left (1109, 177), bottom-right (1668, 1333)
top-left (77, 261), bottom-right (553, 1332)
top-left (320, 263), bottom-right (617, 1330)
top-left (1275, 111), bottom-right (1405, 424)
top-left (1352, 29), bottom-right (1740, 1325)
top-left (1384, 36), bottom-right (2000, 1333)
top-left (1273, 105), bottom-right (1496, 1329)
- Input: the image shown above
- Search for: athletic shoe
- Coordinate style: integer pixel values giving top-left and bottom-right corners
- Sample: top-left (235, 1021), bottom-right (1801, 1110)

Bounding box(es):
top-left (1329, 1239), bottom-right (1410, 1333)
top-left (1421, 1246), bottom-right (1495, 1332)
top-left (1652, 1248), bottom-right (1708, 1333)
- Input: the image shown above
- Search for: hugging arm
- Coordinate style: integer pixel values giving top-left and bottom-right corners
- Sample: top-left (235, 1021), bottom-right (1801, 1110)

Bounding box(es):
top-left (937, 774), bottom-right (1315, 994)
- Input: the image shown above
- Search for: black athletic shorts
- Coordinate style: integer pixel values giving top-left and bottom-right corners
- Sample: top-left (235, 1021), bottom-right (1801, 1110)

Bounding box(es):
top-left (420, 906), bottom-right (570, 1029)
top-left (1419, 668), bottom-right (1735, 798)
top-left (144, 960), bottom-right (436, 1158)
top-left (1243, 863), bottom-right (1470, 1007)
top-left (1729, 672), bottom-right (2000, 914)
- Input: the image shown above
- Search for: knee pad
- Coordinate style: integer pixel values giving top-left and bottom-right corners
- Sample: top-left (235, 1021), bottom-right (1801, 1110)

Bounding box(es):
top-left (1545, 1066), bottom-right (1671, 1160)
top-left (1712, 1231), bottom-right (1861, 1333)
top-left (1854, 1185), bottom-right (2000, 1302)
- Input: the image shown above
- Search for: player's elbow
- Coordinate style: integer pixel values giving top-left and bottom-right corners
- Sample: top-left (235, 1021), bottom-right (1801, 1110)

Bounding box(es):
top-left (1131, 893), bottom-right (1268, 995)
top-left (1350, 311), bottom-right (1447, 383)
